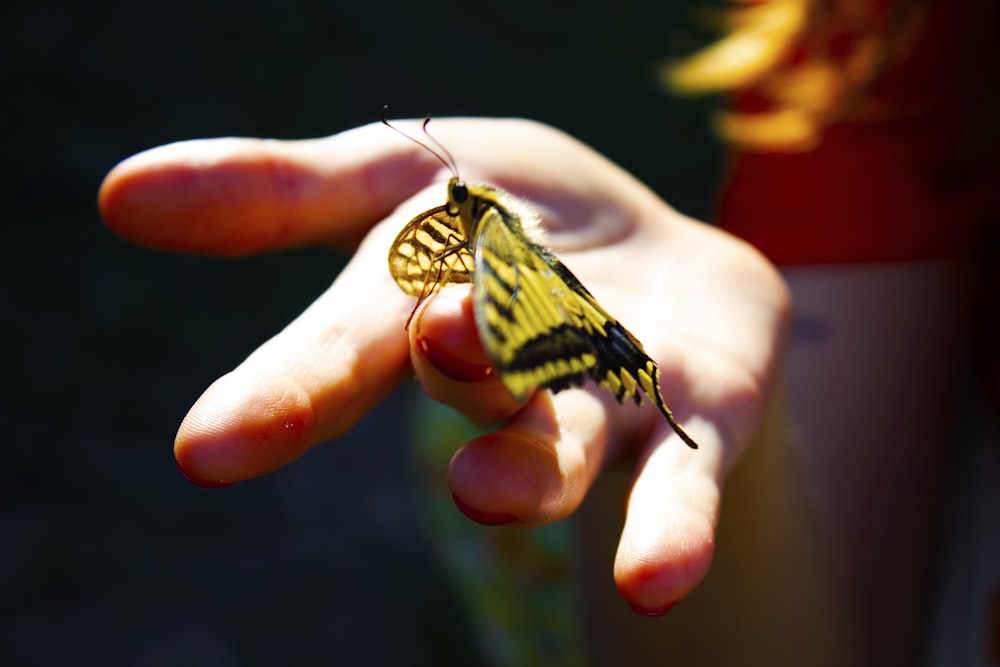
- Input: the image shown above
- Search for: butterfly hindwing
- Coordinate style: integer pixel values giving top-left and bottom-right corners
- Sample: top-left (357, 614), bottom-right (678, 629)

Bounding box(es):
top-left (540, 258), bottom-right (674, 413)
top-left (388, 206), bottom-right (474, 300)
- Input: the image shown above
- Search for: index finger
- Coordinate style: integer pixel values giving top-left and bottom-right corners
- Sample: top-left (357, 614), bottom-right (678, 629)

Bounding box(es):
top-left (98, 122), bottom-right (438, 256)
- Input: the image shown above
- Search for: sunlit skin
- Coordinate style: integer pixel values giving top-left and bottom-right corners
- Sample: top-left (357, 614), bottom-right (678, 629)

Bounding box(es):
top-left (99, 118), bottom-right (790, 614)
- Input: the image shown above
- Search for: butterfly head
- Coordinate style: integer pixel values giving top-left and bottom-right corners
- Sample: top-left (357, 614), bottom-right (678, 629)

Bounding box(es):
top-left (446, 177), bottom-right (470, 216)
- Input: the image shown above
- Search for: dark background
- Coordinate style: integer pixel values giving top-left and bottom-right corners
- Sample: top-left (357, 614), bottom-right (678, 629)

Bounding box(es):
top-left (2, 0), bottom-right (723, 664)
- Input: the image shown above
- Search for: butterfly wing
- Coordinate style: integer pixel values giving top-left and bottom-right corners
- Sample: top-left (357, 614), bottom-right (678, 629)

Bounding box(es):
top-left (388, 206), bottom-right (475, 300)
top-left (471, 205), bottom-right (698, 448)
top-left (472, 206), bottom-right (600, 401)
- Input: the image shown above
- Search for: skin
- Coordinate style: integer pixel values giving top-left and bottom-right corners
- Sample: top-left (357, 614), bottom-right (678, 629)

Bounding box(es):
top-left (99, 117), bottom-right (791, 614)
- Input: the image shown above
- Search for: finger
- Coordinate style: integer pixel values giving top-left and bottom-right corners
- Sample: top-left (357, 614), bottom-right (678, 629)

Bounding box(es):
top-left (98, 123), bottom-right (440, 256)
top-left (408, 286), bottom-right (524, 424)
top-left (410, 285), bottom-right (629, 525)
top-left (447, 388), bottom-right (612, 527)
top-left (413, 273), bottom-right (700, 528)
top-left (613, 423), bottom-right (723, 615)
top-left (174, 220), bottom-right (415, 485)
top-left (411, 287), bottom-right (599, 522)
top-left (97, 118), bottom-right (651, 258)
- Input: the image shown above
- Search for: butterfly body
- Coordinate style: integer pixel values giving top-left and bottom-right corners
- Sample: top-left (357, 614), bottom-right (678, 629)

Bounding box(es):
top-left (388, 176), bottom-right (698, 449)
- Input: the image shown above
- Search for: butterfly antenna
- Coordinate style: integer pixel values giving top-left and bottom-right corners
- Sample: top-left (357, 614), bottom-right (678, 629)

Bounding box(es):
top-left (420, 116), bottom-right (460, 179)
top-left (380, 106), bottom-right (459, 178)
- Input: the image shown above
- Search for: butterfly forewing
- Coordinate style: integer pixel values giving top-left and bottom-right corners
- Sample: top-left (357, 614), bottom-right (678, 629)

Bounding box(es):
top-left (468, 204), bottom-right (604, 400)
top-left (471, 207), bottom-right (662, 405)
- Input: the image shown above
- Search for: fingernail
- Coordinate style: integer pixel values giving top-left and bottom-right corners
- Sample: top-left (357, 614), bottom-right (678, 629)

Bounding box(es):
top-left (628, 600), bottom-right (678, 617)
top-left (417, 336), bottom-right (493, 383)
top-left (452, 493), bottom-right (516, 526)
top-left (176, 460), bottom-right (234, 488)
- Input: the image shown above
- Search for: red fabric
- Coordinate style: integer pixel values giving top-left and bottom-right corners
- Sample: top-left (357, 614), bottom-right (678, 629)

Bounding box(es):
top-left (717, 0), bottom-right (999, 266)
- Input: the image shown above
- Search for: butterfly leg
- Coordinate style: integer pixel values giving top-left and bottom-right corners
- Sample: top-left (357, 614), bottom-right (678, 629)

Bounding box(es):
top-left (404, 235), bottom-right (470, 329)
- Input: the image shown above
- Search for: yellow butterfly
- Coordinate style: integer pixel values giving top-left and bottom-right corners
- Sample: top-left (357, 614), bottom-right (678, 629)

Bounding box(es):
top-left (383, 110), bottom-right (698, 449)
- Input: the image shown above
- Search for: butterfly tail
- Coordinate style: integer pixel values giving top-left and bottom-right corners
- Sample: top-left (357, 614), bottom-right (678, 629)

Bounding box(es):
top-left (592, 322), bottom-right (699, 450)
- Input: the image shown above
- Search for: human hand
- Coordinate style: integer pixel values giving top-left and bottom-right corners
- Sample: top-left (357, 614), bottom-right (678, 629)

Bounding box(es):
top-left (99, 118), bottom-right (790, 614)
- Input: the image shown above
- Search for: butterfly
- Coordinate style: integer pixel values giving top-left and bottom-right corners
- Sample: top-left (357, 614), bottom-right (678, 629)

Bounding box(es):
top-left (382, 109), bottom-right (698, 449)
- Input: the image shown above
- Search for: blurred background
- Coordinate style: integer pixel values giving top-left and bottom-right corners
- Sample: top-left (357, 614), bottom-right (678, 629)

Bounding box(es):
top-left (1, 0), bottom-right (723, 664)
